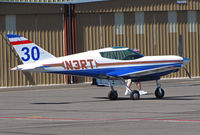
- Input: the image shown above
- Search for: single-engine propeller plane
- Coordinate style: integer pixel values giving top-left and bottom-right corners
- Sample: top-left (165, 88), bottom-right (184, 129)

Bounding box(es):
top-left (7, 34), bottom-right (190, 100)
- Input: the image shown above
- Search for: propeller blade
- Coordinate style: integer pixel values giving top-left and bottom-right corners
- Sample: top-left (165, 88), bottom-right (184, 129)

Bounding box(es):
top-left (179, 35), bottom-right (183, 57)
top-left (183, 66), bottom-right (191, 79)
top-left (179, 35), bottom-right (191, 79)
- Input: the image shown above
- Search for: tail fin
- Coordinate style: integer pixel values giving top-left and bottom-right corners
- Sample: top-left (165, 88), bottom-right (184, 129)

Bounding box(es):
top-left (7, 34), bottom-right (55, 64)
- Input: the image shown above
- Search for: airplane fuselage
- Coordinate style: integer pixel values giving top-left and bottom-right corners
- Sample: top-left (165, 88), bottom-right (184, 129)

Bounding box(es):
top-left (13, 49), bottom-right (184, 81)
top-left (7, 34), bottom-right (191, 100)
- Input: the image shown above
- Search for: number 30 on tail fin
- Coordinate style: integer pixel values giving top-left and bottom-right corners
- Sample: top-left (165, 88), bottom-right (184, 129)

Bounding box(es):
top-left (7, 34), bottom-right (55, 64)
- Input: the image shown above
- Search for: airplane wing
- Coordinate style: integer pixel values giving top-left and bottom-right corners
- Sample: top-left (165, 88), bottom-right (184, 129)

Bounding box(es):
top-left (121, 66), bottom-right (179, 78)
top-left (103, 65), bottom-right (181, 81)
top-left (95, 65), bottom-right (180, 86)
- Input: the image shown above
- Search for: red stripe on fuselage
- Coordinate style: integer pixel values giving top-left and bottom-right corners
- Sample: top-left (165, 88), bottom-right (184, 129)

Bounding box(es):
top-left (11, 40), bottom-right (32, 45)
top-left (95, 60), bottom-right (183, 68)
top-left (43, 63), bottom-right (65, 69)
top-left (42, 60), bottom-right (183, 70)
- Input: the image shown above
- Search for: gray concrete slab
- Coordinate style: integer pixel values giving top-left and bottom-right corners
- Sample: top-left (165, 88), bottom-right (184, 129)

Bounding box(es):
top-left (0, 79), bottom-right (200, 135)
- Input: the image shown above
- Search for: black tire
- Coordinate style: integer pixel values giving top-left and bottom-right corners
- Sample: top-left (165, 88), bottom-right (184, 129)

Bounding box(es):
top-left (155, 87), bottom-right (165, 99)
top-left (108, 90), bottom-right (118, 100)
top-left (130, 90), bottom-right (140, 100)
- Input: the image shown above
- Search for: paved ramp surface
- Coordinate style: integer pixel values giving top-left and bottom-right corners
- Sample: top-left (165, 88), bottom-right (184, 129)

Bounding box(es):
top-left (1, 79), bottom-right (200, 135)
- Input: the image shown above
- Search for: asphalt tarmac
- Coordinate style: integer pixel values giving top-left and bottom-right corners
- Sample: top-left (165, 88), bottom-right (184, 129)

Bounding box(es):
top-left (0, 79), bottom-right (200, 135)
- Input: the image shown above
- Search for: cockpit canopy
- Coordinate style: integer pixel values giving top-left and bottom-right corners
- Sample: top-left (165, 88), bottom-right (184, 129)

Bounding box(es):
top-left (100, 48), bottom-right (144, 60)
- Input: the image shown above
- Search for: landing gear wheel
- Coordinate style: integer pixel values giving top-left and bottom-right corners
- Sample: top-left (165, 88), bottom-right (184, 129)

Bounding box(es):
top-left (155, 87), bottom-right (165, 99)
top-left (130, 90), bottom-right (140, 100)
top-left (108, 90), bottom-right (118, 100)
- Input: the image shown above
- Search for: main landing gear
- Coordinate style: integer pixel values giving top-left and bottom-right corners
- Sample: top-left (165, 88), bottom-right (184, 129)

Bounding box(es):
top-left (107, 79), bottom-right (165, 100)
top-left (108, 85), bottom-right (140, 100)
top-left (108, 86), bottom-right (118, 100)
top-left (107, 79), bottom-right (140, 100)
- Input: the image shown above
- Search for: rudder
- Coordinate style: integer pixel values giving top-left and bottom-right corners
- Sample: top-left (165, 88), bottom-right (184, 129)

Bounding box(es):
top-left (7, 34), bottom-right (55, 64)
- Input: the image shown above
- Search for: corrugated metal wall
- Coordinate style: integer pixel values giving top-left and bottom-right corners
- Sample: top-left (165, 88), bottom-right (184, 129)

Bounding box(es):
top-left (1, 0), bottom-right (200, 86)
top-left (0, 16), bottom-right (6, 87)
top-left (76, 0), bottom-right (200, 82)
top-left (0, 6), bottom-right (65, 87)
top-left (76, 0), bottom-right (200, 13)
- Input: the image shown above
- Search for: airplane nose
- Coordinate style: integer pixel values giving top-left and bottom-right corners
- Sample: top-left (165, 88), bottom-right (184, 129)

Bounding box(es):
top-left (183, 57), bottom-right (190, 63)
top-left (181, 57), bottom-right (191, 78)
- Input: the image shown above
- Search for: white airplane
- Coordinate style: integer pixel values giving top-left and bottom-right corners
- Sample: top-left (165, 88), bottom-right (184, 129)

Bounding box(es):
top-left (7, 34), bottom-right (190, 100)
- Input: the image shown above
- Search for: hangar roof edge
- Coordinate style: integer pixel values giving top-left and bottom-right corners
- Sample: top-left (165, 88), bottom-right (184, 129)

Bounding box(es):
top-left (0, 0), bottom-right (107, 4)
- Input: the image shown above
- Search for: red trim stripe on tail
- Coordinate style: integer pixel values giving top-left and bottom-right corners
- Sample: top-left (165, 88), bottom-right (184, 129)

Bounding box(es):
top-left (11, 40), bottom-right (32, 45)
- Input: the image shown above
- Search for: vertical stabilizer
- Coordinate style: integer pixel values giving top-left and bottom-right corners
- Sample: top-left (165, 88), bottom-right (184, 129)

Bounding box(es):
top-left (7, 34), bottom-right (55, 64)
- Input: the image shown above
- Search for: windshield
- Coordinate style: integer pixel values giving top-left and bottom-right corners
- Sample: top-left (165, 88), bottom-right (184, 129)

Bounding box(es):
top-left (100, 49), bottom-right (144, 60)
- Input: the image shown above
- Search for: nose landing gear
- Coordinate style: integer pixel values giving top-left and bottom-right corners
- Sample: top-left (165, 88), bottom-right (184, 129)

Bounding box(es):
top-left (155, 80), bottom-right (165, 99)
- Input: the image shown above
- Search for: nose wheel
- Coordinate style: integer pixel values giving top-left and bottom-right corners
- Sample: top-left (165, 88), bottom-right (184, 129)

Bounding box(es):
top-left (155, 87), bottom-right (165, 99)
top-left (155, 80), bottom-right (165, 99)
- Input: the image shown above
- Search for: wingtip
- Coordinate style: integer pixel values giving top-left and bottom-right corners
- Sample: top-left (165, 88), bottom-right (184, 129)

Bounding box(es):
top-left (183, 57), bottom-right (190, 62)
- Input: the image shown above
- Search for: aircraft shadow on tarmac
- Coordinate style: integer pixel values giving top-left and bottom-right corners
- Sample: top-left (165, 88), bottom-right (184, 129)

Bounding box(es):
top-left (31, 99), bottom-right (110, 105)
top-left (32, 102), bottom-right (72, 105)
top-left (159, 94), bottom-right (200, 100)
top-left (95, 94), bottom-right (200, 101)
top-left (31, 94), bottom-right (200, 105)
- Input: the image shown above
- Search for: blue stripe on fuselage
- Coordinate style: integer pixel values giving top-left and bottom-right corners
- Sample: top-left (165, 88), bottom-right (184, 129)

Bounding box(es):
top-left (48, 63), bottom-right (182, 78)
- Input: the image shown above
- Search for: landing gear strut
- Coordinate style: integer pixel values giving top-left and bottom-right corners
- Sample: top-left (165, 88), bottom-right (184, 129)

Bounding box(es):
top-left (155, 80), bottom-right (165, 99)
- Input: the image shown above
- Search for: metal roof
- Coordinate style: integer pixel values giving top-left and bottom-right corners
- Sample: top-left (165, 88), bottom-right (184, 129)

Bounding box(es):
top-left (0, 0), bottom-right (107, 4)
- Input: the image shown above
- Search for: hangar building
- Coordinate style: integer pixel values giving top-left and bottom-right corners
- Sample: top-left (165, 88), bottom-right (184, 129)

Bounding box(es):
top-left (0, 0), bottom-right (200, 87)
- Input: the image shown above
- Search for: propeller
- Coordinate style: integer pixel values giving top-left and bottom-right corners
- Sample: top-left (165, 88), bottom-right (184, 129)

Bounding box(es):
top-left (183, 66), bottom-right (191, 79)
top-left (179, 35), bottom-right (183, 57)
top-left (179, 35), bottom-right (191, 79)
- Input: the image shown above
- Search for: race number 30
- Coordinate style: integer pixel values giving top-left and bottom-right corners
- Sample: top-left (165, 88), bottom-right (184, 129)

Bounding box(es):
top-left (21, 46), bottom-right (40, 61)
